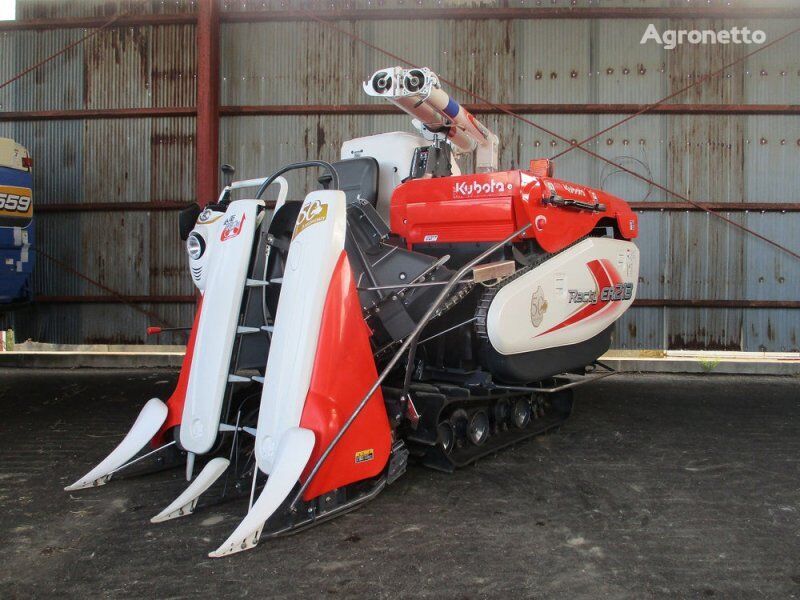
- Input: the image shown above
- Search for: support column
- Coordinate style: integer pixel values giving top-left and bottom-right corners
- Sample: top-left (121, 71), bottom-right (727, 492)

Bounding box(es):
top-left (196, 0), bottom-right (220, 206)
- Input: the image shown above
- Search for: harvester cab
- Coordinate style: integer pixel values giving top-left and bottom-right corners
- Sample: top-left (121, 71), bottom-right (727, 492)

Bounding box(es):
top-left (67, 66), bottom-right (640, 558)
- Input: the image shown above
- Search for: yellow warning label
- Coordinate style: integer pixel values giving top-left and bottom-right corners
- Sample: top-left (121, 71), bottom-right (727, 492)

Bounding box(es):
top-left (293, 199), bottom-right (328, 239)
top-left (355, 449), bottom-right (374, 464)
top-left (0, 186), bottom-right (33, 220)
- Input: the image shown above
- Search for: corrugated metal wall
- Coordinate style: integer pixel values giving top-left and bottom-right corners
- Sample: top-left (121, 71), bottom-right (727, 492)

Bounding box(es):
top-left (1, 0), bottom-right (798, 350)
top-left (0, 13), bottom-right (197, 343)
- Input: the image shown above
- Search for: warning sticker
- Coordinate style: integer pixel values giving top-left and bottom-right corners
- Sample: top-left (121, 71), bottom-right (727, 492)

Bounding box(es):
top-left (355, 449), bottom-right (374, 464)
top-left (220, 213), bottom-right (246, 242)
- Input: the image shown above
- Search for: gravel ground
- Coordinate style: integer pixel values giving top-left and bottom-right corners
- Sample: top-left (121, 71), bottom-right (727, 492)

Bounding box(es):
top-left (0, 369), bottom-right (798, 599)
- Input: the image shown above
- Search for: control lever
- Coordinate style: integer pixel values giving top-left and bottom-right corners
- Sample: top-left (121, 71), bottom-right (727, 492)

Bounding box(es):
top-left (543, 193), bottom-right (606, 213)
top-left (218, 164), bottom-right (236, 205)
top-left (221, 164), bottom-right (236, 188)
top-left (147, 326), bottom-right (192, 336)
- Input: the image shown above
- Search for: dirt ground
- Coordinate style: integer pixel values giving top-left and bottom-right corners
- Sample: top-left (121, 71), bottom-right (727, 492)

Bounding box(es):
top-left (0, 369), bottom-right (798, 598)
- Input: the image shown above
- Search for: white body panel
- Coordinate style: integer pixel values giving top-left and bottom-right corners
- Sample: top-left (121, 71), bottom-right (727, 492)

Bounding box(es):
top-left (487, 238), bottom-right (639, 355)
top-left (0, 137), bottom-right (30, 170)
top-left (151, 457), bottom-right (230, 523)
top-left (64, 398), bottom-right (168, 491)
top-left (181, 200), bottom-right (262, 454)
top-left (254, 190), bottom-right (346, 474)
top-left (341, 132), bottom-right (461, 222)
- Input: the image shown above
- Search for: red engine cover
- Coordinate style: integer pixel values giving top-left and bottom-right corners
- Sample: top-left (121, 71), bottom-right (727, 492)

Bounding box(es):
top-left (390, 169), bottom-right (638, 254)
top-left (299, 251), bottom-right (392, 501)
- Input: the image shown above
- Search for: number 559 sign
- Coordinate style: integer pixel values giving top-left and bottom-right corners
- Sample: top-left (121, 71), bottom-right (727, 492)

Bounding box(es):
top-left (0, 186), bottom-right (33, 220)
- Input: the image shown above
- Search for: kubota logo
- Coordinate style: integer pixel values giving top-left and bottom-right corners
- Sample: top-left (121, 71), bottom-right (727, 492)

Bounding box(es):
top-left (453, 179), bottom-right (512, 197)
top-left (293, 199), bottom-right (328, 239)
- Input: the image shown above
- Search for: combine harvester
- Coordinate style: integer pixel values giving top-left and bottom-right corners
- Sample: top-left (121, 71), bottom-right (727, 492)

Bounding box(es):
top-left (67, 67), bottom-right (640, 557)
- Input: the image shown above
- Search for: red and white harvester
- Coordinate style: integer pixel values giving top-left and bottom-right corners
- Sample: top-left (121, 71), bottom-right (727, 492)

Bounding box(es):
top-left (67, 67), bottom-right (639, 557)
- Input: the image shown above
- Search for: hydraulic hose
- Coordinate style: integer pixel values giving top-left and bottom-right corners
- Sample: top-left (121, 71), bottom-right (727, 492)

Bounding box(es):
top-left (255, 161), bottom-right (339, 200)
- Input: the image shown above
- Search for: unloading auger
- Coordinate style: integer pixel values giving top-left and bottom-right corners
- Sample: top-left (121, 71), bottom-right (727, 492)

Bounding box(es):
top-left (67, 66), bottom-right (640, 557)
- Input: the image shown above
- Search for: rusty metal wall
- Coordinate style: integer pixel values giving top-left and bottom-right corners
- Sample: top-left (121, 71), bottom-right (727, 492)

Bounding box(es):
top-left (2, 1), bottom-right (799, 350)
top-left (215, 0), bottom-right (798, 13)
top-left (18, 0), bottom-right (786, 19)
top-left (0, 17), bottom-right (197, 343)
top-left (218, 16), bottom-right (800, 352)
top-left (15, 1), bottom-right (195, 19)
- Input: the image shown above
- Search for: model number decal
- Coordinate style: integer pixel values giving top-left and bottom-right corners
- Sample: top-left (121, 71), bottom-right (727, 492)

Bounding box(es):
top-left (293, 199), bottom-right (328, 239)
top-left (569, 283), bottom-right (633, 304)
top-left (0, 187), bottom-right (32, 215)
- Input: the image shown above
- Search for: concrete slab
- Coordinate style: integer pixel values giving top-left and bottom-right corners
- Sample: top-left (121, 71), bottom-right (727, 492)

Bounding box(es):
top-left (0, 350), bottom-right (185, 368)
top-left (0, 369), bottom-right (798, 597)
top-left (3, 345), bottom-right (798, 375)
top-left (604, 349), bottom-right (800, 375)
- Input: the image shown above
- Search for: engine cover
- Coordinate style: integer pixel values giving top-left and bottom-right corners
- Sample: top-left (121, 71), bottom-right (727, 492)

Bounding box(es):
top-left (390, 170), bottom-right (638, 254)
top-left (486, 237), bottom-right (639, 355)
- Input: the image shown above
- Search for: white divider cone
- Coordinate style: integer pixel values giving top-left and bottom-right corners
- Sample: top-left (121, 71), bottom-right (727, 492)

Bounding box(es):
top-left (209, 427), bottom-right (315, 558)
top-left (65, 398), bottom-right (168, 491)
top-left (151, 457), bottom-right (230, 523)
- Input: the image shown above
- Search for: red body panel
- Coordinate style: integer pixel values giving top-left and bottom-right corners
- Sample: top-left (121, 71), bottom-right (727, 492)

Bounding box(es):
top-left (299, 251), bottom-right (392, 501)
top-left (151, 296), bottom-right (202, 447)
top-left (390, 169), bottom-right (638, 254)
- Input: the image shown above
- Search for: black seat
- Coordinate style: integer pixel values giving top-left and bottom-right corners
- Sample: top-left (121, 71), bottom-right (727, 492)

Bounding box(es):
top-left (320, 156), bottom-right (390, 244)
top-left (318, 157), bottom-right (380, 208)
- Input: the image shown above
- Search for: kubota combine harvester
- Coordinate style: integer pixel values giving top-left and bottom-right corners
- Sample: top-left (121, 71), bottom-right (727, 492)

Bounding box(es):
top-left (66, 67), bottom-right (640, 557)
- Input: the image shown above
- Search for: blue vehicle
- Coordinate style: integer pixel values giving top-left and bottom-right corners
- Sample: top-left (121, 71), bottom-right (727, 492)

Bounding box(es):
top-left (0, 137), bottom-right (34, 306)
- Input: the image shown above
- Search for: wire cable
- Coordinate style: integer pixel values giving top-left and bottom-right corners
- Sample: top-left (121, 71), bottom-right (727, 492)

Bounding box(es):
top-left (0, 13), bottom-right (122, 90)
top-left (1, 11), bottom-right (183, 330)
top-left (299, 8), bottom-right (800, 262)
top-left (551, 24), bottom-right (800, 160)
top-left (37, 248), bottom-right (177, 328)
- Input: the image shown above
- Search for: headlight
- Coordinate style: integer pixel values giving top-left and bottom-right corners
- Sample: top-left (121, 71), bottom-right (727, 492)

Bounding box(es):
top-left (186, 233), bottom-right (205, 260)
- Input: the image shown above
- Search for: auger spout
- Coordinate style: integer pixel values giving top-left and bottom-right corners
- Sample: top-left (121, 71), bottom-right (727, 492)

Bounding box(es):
top-left (364, 66), bottom-right (499, 171)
